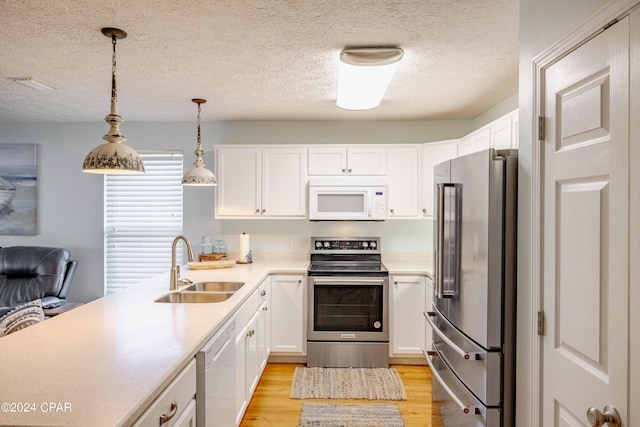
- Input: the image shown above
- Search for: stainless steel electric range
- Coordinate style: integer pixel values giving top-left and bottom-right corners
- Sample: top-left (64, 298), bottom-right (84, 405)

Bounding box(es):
top-left (306, 237), bottom-right (390, 368)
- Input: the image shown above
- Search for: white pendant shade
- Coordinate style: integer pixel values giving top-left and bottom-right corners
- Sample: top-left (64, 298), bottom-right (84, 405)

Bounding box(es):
top-left (83, 27), bottom-right (144, 175)
top-left (337, 47), bottom-right (404, 110)
top-left (83, 140), bottom-right (145, 174)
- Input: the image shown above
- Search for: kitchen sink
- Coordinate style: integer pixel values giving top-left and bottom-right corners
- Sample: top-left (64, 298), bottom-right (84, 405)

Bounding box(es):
top-left (154, 292), bottom-right (234, 303)
top-left (182, 281), bottom-right (245, 293)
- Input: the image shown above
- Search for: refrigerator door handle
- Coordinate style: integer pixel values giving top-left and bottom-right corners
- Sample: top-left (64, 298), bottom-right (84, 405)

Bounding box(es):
top-left (425, 350), bottom-right (483, 415)
top-left (425, 311), bottom-right (482, 360)
top-left (436, 183), bottom-right (460, 299)
top-left (435, 183), bottom-right (446, 298)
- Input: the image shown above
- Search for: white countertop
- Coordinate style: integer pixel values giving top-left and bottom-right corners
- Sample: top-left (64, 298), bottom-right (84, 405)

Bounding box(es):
top-left (0, 259), bottom-right (430, 426)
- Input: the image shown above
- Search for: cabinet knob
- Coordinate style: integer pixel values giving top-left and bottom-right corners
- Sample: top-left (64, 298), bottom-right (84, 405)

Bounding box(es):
top-left (262, 209), bottom-right (266, 213)
top-left (297, 279), bottom-right (302, 284)
top-left (390, 209), bottom-right (395, 214)
top-left (255, 209), bottom-right (260, 213)
top-left (348, 168), bottom-right (352, 173)
top-left (341, 168), bottom-right (346, 173)
top-left (422, 208), bottom-right (427, 214)
top-left (263, 306), bottom-right (268, 311)
top-left (394, 281), bottom-right (398, 285)
top-left (261, 290), bottom-right (267, 296)
top-left (159, 400), bottom-right (178, 425)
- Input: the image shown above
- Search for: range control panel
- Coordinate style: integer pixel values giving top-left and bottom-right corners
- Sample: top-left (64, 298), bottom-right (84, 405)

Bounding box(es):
top-left (311, 237), bottom-right (380, 253)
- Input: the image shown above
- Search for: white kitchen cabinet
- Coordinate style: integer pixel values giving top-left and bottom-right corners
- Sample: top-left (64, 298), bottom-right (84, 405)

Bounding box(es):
top-left (133, 359), bottom-right (197, 427)
top-left (215, 145), bottom-right (307, 218)
top-left (308, 145), bottom-right (386, 175)
top-left (270, 274), bottom-right (305, 354)
top-left (419, 140), bottom-right (459, 217)
top-left (458, 126), bottom-right (491, 156)
top-left (458, 109), bottom-right (519, 156)
top-left (234, 279), bottom-right (270, 425)
top-left (390, 275), bottom-right (427, 356)
top-left (386, 145), bottom-right (420, 218)
top-left (173, 398), bottom-right (196, 427)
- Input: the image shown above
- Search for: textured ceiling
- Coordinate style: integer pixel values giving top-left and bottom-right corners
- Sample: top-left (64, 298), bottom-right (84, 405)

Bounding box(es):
top-left (0, 0), bottom-right (519, 123)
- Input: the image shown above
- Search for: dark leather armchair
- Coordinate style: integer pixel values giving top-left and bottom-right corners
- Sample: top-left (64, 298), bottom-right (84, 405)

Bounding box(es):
top-left (0, 246), bottom-right (78, 314)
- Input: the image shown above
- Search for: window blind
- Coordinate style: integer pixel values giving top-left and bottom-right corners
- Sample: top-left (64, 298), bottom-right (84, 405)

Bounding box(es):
top-left (104, 152), bottom-right (183, 294)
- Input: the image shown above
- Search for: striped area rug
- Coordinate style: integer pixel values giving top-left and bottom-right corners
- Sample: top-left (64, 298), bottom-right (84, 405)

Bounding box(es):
top-left (299, 403), bottom-right (404, 427)
top-left (290, 367), bottom-right (407, 400)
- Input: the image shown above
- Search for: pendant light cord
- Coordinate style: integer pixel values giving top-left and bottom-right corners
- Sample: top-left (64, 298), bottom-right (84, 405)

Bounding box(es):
top-left (196, 103), bottom-right (202, 150)
top-left (111, 36), bottom-right (118, 101)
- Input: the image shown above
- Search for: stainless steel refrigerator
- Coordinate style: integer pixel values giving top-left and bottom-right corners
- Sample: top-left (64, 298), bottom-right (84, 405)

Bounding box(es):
top-left (425, 148), bottom-right (517, 427)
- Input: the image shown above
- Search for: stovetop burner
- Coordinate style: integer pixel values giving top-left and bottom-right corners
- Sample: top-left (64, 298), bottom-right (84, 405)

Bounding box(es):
top-left (307, 237), bottom-right (388, 277)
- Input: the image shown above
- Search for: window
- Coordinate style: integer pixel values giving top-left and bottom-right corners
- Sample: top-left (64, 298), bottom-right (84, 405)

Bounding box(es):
top-left (104, 151), bottom-right (183, 294)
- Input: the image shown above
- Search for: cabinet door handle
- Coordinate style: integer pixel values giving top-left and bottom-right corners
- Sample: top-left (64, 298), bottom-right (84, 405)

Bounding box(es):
top-left (159, 400), bottom-right (178, 425)
top-left (261, 290), bottom-right (267, 296)
top-left (263, 306), bottom-right (268, 311)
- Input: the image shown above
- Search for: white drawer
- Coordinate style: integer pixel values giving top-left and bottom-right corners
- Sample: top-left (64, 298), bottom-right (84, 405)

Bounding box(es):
top-left (235, 287), bottom-right (262, 337)
top-left (133, 359), bottom-right (197, 427)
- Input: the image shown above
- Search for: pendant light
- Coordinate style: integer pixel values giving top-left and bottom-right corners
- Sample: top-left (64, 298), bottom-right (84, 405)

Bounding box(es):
top-left (182, 98), bottom-right (217, 186)
top-left (82, 28), bottom-right (144, 174)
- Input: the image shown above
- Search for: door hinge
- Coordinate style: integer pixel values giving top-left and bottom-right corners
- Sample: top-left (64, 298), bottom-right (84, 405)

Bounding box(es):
top-left (538, 116), bottom-right (545, 142)
top-left (537, 311), bottom-right (545, 336)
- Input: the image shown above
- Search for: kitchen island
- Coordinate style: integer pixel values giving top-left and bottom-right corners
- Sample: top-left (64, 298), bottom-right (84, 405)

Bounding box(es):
top-left (0, 261), bottom-right (306, 426)
top-left (0, 259), bottom-right (431, 426)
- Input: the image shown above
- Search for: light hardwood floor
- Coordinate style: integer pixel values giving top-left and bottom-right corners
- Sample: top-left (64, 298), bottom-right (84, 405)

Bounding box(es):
top-left (239, 363), bottom-right (432, 426)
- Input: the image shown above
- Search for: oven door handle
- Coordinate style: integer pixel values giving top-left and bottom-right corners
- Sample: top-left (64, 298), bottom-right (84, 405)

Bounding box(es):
top-left (310, 278), bottom-right (386, 284)
top-left (425, 311), bottom-right (482, 361)
top-left (425, 350), bottom-right (483, 416)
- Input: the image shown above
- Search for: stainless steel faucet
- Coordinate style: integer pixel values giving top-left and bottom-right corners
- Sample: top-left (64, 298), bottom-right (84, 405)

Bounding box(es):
top-left (170, 235), bottom-right (195, 290)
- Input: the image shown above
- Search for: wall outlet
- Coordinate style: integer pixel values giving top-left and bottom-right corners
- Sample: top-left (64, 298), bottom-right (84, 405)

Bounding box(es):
top-left (286, 236), bottom-right (294, 249)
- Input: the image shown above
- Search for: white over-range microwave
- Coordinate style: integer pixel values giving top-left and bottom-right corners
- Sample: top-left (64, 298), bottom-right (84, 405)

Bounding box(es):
top-left (308, 176), bottom-right (387, 221)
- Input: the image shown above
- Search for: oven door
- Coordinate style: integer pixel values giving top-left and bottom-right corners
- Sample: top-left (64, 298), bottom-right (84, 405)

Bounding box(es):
top-left (307, 276), bottom-right (389, 342)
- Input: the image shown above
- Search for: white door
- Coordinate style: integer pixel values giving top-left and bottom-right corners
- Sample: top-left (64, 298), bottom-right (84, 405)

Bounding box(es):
top-left (541, 16), bottom-right (629, 427)
top-left (386, 146), bottom-right (420, 218)
top-left (261, 147), bottom-right (307, 217)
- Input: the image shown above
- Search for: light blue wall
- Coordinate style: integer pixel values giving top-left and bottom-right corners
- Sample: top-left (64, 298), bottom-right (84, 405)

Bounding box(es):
top-left (1, 115), bottom-right (508, 303)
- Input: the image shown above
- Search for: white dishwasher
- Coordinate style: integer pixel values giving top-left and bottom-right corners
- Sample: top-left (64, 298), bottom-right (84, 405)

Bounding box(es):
top-left (196, 317), bottom-right (236, 427)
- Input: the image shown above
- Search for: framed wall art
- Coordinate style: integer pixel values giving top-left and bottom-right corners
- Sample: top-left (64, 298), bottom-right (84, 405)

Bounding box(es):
top-left (0, 144), bottom-right (37, 235)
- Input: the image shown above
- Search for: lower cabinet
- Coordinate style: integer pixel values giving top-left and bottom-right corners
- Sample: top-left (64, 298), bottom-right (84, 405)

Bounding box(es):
top-left (390, 275), bottom-right (427, 356)
top-left (234, 278), bottom-right (271, 426)
top-left (133, 359), bottom-right (197, 427)
top-left (270, 274), bottom-right (306, 354)
top-left (173, 398), bottom-right (196, 427)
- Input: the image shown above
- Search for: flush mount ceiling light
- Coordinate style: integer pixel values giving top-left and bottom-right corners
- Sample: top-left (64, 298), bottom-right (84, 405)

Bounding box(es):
top-left (7, 77), bottom-right (56, 91)
top-left (182, 98), bottom-right (217, 186)
top-left (336, 47), bottom-right (404, 110)
top-left (82, 28), bottom-right (144, 174)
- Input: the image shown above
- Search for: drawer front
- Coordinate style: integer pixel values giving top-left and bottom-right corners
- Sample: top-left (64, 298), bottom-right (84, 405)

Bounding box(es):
top-left (426, 350), bottom-right (502, 427)
top-left (235, 288), bottom-right (262, 336)
top-left (133, 359), bottom-right (197, 427)
top-left (427, 308), bottom-right (502, 406)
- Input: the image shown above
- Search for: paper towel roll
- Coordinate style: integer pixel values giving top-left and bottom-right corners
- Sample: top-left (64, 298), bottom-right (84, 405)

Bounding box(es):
top-left (239, 232), bottom-right (250, 262)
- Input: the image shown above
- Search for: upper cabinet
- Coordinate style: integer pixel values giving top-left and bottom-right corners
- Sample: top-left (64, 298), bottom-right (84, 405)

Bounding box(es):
top-left (459, 109), bottom-right (519, 156)
top-left (215, 146), bottom-right (307, 218)
top-left (419, 140), bottom-right (459, 217)
top-left (386, 145), bottom-right (420, 218)
top-left (308, 146), bottom-right (386, 175)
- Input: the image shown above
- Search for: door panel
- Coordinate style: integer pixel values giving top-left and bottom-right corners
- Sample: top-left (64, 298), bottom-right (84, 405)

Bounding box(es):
top-left (542, 16), bottom-right (629, 426)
